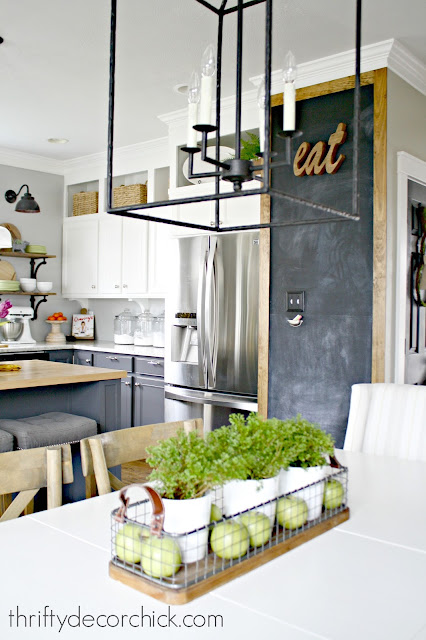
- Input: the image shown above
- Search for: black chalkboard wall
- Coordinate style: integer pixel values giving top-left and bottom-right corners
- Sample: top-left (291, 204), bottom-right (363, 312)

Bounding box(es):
top-left (268, 84), bottom-right (374, 447)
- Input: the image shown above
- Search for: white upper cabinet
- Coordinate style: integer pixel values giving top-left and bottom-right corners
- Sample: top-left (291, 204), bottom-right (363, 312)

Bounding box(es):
top-left (62, 216), bottom-right (99, 297)
top-left (98, 215), bottom-right (122, 295)
top-left (122, 218), bottom-right (149, 295)
top-left (98, 215), bottom-right (149, 296)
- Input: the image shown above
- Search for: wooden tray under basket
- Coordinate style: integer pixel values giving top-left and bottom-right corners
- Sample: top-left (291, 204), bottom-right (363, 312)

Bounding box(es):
top-left (110, 507), bottom-right (350, 605)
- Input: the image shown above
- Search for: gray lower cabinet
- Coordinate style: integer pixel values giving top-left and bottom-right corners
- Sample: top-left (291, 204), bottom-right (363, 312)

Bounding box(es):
top-left (120, 376), bottom-right (133, 429)
top-left (133, 374), bottom-right (165, 427)
top-left (75, 350), bottom-right (164, 428)
top-left (48, 349), bottom-right (73, 364)
top-left (73, 350), bottom-right (93, 366)
top-left (0, 351), bottom-right (49, 362)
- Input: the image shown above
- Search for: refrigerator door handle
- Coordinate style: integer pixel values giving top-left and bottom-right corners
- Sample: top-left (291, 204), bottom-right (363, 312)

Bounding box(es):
top-left (197, 240), bottom-right (209, 387)
top-left (206, 236), bottom-right (218, 388)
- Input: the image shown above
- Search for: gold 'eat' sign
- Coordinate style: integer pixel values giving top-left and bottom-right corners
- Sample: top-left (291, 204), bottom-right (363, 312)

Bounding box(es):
top-left (293, 123), bottom-right (347, 177)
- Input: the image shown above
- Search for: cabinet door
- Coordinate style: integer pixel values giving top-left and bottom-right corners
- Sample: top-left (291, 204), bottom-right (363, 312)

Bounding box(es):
top-left (174, 201), bottom-right (213, 237)
top-left (98, 216), bottom-right (123, 295)
top-left (222, 193), bottom-right (260, 227)
top-left (62, 218), bottom-right (99, 296)
top-left (133, 375), bottom-right (165, 426)
top-left (122, 218), bottom-right (148, 295)
top-left (48, 349), bottom-right (73, 364)
top-left (120, 376), bottom-right (133, 429)
top-left (73, 350), bottom-right (94, 366)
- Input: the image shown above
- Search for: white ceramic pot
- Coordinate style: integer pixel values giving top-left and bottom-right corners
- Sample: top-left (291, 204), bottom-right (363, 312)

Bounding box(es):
top-left (162, 493), bottom-right (212, 564)
top-left (222, 475), bottom-right (279, 526)
top-left (279, 466), bottom-right (329, 520)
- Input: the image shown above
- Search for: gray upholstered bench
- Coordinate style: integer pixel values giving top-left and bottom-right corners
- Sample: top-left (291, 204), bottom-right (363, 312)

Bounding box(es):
top-left (0, 412), bottom-right (98, 503)
top-left (0, 428), bottom-right (13, 453)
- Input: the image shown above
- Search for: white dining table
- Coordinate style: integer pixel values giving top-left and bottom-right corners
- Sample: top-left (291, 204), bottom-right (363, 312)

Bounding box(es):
top-left (0, 449), bottom-right (426, 640)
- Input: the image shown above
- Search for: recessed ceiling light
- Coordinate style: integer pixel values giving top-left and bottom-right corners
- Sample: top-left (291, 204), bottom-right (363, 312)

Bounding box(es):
top-left (173, 84), bottom-right (188, 95)
top-left (47, 138), bottom-right (69, 144)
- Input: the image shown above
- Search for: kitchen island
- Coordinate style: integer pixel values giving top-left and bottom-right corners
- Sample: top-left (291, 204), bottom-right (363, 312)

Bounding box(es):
top-left (0, 360), bottom-right (127, 502)
top-left (0, 360), bottom-right (126, 426)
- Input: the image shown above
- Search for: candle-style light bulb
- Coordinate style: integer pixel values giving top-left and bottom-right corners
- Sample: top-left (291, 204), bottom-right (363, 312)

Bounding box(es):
top-left (283, 51), bottom-right (297, 131)
top-left (187, 71), bottom-right (200, 148)
top-left (199, 44), bottom-right (216, 125)
top-left (257, 78), bottom-right (266, 153)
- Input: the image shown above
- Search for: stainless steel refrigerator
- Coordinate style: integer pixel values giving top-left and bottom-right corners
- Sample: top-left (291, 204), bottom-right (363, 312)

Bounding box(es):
top-left (164, 231), bottom-right (259, 431)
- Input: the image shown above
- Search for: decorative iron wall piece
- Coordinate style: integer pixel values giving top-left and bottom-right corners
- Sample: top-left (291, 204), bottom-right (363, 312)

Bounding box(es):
top-left (107, 0), bottom-right (362, 231)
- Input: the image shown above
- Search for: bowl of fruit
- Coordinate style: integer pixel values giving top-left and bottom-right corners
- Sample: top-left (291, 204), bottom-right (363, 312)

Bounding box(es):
top-left (46, 312), bottom-right (68, 344)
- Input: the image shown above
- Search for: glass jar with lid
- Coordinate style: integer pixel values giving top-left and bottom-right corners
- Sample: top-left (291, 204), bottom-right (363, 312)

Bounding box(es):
top-left (134, 310), bottom-right (153, 346)
top-left (113, 308), bottom-right (138, 345)
top-left (152, 311), bottom-right (165, 348)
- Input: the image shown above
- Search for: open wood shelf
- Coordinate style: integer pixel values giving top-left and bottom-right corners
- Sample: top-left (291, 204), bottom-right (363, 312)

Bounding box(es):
top-left (0, 291), bottom-right (56, 296)
top-left (0, 251), bottom-right (56, 259)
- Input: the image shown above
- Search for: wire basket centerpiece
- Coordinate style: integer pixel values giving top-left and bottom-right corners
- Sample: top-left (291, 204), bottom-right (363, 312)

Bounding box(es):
top-left (109, 459), bottom-right (349, 604)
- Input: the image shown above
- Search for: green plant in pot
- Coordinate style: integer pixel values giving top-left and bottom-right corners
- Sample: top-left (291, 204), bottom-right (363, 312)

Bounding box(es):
top-left (207, 413), bottom-right (288, 527)
top-left (277, 415), bottom-right (336, 521)
top-left (146, 429), bottom-right (215, 563)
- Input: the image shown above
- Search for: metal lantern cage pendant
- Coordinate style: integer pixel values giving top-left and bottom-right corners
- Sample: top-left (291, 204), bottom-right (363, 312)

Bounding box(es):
top-left (107, 0), bottom-right (362, 232)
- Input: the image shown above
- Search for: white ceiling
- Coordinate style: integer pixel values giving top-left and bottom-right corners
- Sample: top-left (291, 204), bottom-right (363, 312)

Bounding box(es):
top-left (0, 0), bottom-right (425, 161)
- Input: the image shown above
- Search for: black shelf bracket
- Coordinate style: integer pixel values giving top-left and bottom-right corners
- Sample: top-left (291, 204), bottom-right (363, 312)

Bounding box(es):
top-left (30, 257), bottom-right (47, 279)
top-left (29, 295), bottom-right (48, 320)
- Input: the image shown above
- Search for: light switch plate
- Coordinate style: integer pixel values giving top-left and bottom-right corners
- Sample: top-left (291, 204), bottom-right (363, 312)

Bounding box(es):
top-left (286, 291), bottom-right (305, 312)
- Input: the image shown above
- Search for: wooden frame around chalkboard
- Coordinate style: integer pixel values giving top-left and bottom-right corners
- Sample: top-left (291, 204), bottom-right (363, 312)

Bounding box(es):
top-left (257, 69), bottom-right (387, 418)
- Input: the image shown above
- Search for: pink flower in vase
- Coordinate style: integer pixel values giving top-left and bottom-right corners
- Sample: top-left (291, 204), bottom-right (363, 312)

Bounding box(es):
top-left (0, 299), bottom-right (12, 325)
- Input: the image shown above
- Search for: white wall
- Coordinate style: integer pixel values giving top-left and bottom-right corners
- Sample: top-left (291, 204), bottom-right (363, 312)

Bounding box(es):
top-left (386, 71), bottom-right (426, 381)
top-left (0, 164), bottom-right (80, 341)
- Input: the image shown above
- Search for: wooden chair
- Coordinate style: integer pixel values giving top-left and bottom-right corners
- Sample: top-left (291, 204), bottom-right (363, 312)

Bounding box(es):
top-left (0, 444), bottom-right (74, 522)
top-left (344, 383), bottom-right (426, 460)
top-left (80, 419), bottom-right (203, 497)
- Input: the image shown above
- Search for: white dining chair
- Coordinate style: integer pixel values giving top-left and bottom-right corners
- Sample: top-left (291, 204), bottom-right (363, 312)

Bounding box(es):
top-left (343, 383), bottom-right (426, 461)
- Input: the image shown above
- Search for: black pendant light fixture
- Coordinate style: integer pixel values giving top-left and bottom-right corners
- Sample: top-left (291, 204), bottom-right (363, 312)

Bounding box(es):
top-left (4, 184), bottom-right (41, 213)
top-left (106, 0), bottom-right (362, 232)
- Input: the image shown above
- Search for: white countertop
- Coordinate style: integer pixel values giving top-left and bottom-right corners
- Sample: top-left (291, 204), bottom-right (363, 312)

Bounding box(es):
top-left (0, 450), bottom-right (425, 639)
top-left (0, 340), bottom-right (165, 358)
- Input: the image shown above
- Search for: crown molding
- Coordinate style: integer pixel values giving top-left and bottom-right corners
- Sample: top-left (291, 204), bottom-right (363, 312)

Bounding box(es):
top-left (62, 137), bottom-right (169, 174)
top-left (249, 39), bottom-right (425, 98)
top-left (388, 40), bottom-right (426, 97)
top-left (0, 147), bottom-right (65, 175)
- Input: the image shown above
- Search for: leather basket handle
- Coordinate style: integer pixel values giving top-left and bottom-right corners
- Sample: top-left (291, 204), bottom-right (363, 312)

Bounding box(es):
top-left (114, 483), bottom-right (164, 537)
top-left (330, 454), bottom-right (342, 469)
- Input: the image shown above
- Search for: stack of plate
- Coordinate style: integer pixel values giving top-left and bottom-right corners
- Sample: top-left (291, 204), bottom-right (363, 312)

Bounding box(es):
top-left (25, 244), bottom-right (47, 254)
top-left (0, 279), bottom-right (20, 292)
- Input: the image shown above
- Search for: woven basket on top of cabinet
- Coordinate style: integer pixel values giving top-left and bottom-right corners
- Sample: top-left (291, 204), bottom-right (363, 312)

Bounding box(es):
top-left (113, 183), bottom-right (147, 208)
top-left (73, 191), bottom-right (99, 216)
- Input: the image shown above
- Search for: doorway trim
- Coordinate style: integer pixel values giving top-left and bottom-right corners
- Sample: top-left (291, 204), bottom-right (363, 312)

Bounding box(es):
top-left (394, 152), bottom-right (426, 383)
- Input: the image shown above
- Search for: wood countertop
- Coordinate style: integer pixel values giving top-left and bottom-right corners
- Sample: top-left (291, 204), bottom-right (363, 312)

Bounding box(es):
top-left (0, 359), bottom-right (127, 391)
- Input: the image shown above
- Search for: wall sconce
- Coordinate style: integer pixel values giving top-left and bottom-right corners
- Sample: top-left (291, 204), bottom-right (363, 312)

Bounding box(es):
top-left (0, 226), bottom-right (12, 249)
top-left (4, 184), bottom-right (40, 213)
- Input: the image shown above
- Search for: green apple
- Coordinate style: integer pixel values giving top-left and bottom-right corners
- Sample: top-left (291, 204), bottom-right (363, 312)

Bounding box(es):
top-left (323, 479), bottom-right (345, 509)
top-left (115, 523), bottom-right (146, 563)
top-left (141, 534), bottom-right (181, 578)
top-left (210, 503), bottom-right (222, 522)
top-left (277, 496), bottom-right (308, 529)
top-left (240, 511), bottom-right (271, 547)
top-left (210, 520), bottom-right (249, 559)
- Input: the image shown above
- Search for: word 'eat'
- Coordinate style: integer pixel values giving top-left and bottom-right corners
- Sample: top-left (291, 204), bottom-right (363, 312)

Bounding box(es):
top-left (293, 123), bottom-right (347, 177)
